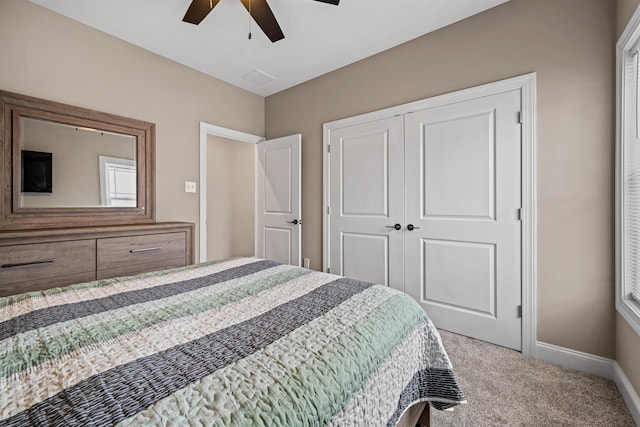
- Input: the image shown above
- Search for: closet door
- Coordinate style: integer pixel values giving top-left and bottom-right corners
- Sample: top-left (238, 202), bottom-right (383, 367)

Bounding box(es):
top-left (328, 116), bottom-right (404, 290)
top-left (404, 90), bottom-right (522, 350)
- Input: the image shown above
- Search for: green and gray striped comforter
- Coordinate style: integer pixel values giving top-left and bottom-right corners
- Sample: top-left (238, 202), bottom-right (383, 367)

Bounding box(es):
top-left (0, 257), bottom-right (464, 426)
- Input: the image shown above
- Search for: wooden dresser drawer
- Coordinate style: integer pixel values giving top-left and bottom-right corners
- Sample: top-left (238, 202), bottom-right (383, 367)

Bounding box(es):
top-left (0, 240), bottom-right (96, 297)
top-left (96, 232), bottom-right (187, 279)
top-left (0, 222), bottom-right (193, 296)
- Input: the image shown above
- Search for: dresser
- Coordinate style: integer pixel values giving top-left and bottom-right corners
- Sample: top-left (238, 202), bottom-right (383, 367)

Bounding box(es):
top-left (0, 222), bottom-right (194, 297)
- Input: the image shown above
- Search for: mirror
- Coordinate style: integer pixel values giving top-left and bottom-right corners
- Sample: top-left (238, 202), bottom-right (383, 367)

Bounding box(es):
top-left (19, 117), bottom-right (137, 208)
top-left (0, 91), bottom-right (155, 230)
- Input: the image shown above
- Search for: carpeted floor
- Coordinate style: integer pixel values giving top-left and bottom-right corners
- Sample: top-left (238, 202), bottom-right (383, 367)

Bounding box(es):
top-left (431, 330), bottom-right (635, 426)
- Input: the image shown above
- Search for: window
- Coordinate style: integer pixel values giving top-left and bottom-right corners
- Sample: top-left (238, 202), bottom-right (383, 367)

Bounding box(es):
top-left (99, 155), bottom-right (136, 207)
top-left (617, 7), bottom-right (640, 336)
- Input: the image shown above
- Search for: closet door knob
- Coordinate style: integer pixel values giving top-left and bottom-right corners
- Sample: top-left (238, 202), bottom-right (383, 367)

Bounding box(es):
top-left (288, 219), bottom-right (300, 225)
top-left (386, 224), bottom-right (402, 230)
top-left (406, 224), bottom-right (420, 231)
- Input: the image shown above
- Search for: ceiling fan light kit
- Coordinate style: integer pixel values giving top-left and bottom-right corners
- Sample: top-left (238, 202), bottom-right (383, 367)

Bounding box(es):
top-left (182, 0), bottom-right (340, 43)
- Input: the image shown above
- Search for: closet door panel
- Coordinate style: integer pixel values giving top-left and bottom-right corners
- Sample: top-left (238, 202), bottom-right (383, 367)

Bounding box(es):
top-left (328, 116), bottom-right (404, 290)
top-left (404, 89), bottom-right (522, 351)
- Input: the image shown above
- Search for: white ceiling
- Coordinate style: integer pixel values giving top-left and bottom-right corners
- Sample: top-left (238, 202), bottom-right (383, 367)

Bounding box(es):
top-left (30, 0), bottom-right (509, 97)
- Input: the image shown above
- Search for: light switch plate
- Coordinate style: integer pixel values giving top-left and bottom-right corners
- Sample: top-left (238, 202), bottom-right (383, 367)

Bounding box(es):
top-left (185, 181), bottom-right (197, 193)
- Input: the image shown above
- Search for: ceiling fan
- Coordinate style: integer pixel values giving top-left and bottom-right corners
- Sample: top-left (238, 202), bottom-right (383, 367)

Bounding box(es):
top-left (182, 0), bottom-right (340, 43)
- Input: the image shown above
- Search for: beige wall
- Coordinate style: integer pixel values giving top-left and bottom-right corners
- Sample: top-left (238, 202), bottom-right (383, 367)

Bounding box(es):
top-left (0, 0), bottom-right (264, 259)
top-left (618, 0), bottom-right (640, 36)
top-left (206, 135), bottom-right (255, 261)
top-left (617, 0), bottom-right (640, 400)
top-left (266, 0), bottom-right (616, 358)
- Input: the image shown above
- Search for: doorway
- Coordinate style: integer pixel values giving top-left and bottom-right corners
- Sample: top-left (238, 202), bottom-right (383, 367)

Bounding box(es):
top-left (198, 123), bottom-right (263, 262)
top-left (199, 123), bottom-right (302, 267)
top-left (206, 134), bottom-right (255, 261)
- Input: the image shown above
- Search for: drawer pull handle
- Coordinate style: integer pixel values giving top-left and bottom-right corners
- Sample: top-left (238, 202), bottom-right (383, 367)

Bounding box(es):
top-left (1, 259), bottom-right (56, 269)
top-left (130, 247), bottom-right (162, 254)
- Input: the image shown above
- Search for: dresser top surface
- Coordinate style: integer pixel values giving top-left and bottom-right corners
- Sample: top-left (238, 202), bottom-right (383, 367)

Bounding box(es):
top-left (0, 222), bottom-right (194, 246)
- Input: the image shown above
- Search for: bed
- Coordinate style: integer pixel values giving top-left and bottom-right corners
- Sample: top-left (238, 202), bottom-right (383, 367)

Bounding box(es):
top-left (0, 257), bottom-right (465, 426)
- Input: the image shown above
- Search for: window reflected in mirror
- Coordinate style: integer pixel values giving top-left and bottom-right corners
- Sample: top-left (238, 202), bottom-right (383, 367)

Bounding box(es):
top-left (99, 155), bottom-right (136, 207)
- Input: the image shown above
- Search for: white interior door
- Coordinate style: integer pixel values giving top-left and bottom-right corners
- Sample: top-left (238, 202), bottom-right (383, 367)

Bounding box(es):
top-left (328, 117), bottom-right (404, 291)
top-left (404, 90), bottom-right (522, 350)
top-left (255, 134), bottom-right (302, 266)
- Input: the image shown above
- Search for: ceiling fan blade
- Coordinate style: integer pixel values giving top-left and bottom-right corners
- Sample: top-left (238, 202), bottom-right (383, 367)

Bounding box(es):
top-left (313, 0), bottom-right (340, 5)
top-left (240, 0), bottom-right (285, 42)
top-left (183, 0), bottom-right (221, 25)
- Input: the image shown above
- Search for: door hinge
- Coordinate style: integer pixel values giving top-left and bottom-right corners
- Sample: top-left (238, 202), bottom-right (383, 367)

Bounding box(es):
top-left (517, 208), bottom-right (523, 221)
top-left (517, 305), bottom-right (522, 318)
top-left (327, 144), bottom-right (331, 153)
top-left (327, 267), bottom-right (331, 273)
top-left (517, 111), bottom-right (523, 124)
top-left (327, 206), bottom-right (331, 215)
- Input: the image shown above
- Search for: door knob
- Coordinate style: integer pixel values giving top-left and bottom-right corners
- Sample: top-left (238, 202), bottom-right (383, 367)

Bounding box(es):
top-left (406, 224), bottom-right (420, 231)
top-left (386, 224), bottom-right (402, 230)
top-left (288, 219), bottom-right (301, 225)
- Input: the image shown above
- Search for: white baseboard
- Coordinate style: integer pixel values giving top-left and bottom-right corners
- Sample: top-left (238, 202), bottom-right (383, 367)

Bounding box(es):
top-left (535, 341), bottom-right (615, 379)
top-left (536, 341), bottom-right (640, 425)
top-left (614, 362), bottom-right (640, 425)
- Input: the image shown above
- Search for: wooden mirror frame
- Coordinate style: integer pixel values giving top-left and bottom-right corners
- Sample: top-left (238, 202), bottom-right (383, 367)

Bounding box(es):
top-left (0, 91), bottom-right (155, 230)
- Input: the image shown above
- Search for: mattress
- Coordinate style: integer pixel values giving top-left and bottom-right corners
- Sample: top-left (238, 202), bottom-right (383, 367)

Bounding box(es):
top-left (0, 257), bottom-right (464, 426)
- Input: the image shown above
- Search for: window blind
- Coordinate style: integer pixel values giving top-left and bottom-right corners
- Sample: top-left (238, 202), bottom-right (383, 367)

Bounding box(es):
top-left (626, 50), bottom-right (640, 304)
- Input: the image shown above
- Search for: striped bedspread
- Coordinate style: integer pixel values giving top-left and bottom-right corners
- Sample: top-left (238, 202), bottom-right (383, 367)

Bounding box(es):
top-left (0, 257), bottom-right (465, 426)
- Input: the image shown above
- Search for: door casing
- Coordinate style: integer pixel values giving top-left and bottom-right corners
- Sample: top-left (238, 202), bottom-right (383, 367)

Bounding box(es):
top-left (322, 73), bottom-right (537, 356)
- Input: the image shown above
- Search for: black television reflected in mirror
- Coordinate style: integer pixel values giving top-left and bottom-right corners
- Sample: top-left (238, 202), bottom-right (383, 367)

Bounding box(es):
top-left (21, 150), bottom-right (52, 193)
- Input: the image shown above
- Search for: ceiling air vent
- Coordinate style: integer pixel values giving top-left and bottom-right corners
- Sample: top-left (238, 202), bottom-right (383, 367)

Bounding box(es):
top-left (241, 69), bottom-right (275, 86)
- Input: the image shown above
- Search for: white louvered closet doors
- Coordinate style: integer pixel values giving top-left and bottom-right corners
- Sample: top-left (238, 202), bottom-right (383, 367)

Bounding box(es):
top-left (328, 89), bottom-right (523, 350)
